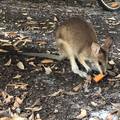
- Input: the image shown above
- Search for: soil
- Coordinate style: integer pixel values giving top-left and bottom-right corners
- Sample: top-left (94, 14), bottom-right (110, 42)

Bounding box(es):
top-left (0, 0), bottom-right (120, 120)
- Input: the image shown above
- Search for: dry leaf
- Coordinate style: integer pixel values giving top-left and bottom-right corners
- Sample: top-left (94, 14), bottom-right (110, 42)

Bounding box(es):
top-left (0, 39), bottom-right (9, 43)
top-left (115, 74), bottom-right (120, 78)
top-left (0, 117), bottom-right (12, 120)
top-left (54, 16), bottom-right (58, 22)
top-left (13, 97), bottom-right (23, 109)
top-left (91, 101), bottom-right (98, 107)
top-left (13, 74), bottom-right (22, 79)
top-left (7, 83), bottom-right (28, 90)
top-left (76, 109), bottom-right (87, 119)
top-left (4, 32), bottom-right (17, 38)
top-left (12, 114), bottom-right (27, 120)
top-left (29, 62), bottom-right (36, 67)
top-left (8, 32), bottom-right (17, 37)
top-left (64, 91), bottom-right (78, 95)
top-left (28, 113), bottom-right (34, 120)
top-left (4, 59), bottom-right (12, 66)
top-left (42, 26), bottom-right (47, 29)
top-left (17, 61), bottom-right (25, 70)
top-left (44, 66), bottom-right (52, 75)
top-left (36, 40), bottom-right (47, 45)
top-left (2, 43), bottom-right (12, 46)
top-left (22, 12), bottom-right (27, 16)
top-left (0, 49), bottom-right (8, 53)
top-left (48, 89), bottom-right (64, 97)
top-left (73, 83), bottom-right (81, 92)
top-left (25, 106), bottom-right (42, 112)
top-left (2, 91), bottom-right (13, 104)
top-left (109, 60), bottom-right (115, 65)
top-left (41, 59), bottom-right (54, 64)
top-left (48, 22), bottom-right (54, 25)
top-left (26, 57), bottom-right (35, 62)
top-left (36, 113), bottom-right (42, 120)
top-left (27, 16), bottom-right (32, 20)
top-left (111, 103), bottom-right (120, 110)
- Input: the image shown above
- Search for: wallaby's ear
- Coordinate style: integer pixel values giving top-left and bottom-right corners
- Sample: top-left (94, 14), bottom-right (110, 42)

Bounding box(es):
top-left (91, 42), bottom-right (100, 56)
top-left (102, 37), bottom-right (112, 51)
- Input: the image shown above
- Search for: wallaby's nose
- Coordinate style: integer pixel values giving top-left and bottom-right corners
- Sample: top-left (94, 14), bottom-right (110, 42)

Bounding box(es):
top-left (92, 69), bottom-right (100, 75)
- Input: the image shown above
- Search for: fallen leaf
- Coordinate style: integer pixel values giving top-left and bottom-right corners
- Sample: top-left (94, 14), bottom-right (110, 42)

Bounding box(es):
top-left (7, 83), bottom-right (28, 90)
top-left (26, 57), bottom-right (35, 62)
top-left (22, 12), bottom-right (27, 16)
top-left (28, 113), bottom-right (34, 120)
top-left (25, 106), bottom-right (42, 112)
top-left (13, 74), bottom-right (22, 79)
top-left (48, 22), bottom-right (54, 25)
top-left (1, 91), bottom-right (13, 104)
top-left (27, 16), bottom-right (32, 20)
top-left (115, 74), bottom-right (120, 78)
top-left (41, 59), bottom-right (54, 64)
top-left (17, 61), bottom-right (25, 70)
top-left (73, 83), bottom-right (81, 92)
top-left (6, 32), bottom-right (17, 38)
top-left (109, 60), bottom-right (115, 65)
top-left (4, 59), bottom-right (12, 66)
top-left (54, 16), bottom-right (58, 22)
top-left (12, 114), bottom-right (27, 120)
top-left (91, 101), bottom-right (98, 107)
top-left (29, 61), bottom-right (36, 67)
top-left (0, 39), bottom-right (9, 43)
top-left (43, 66), bottom-right (52, 75)
top-left (0, 49), bottom-right (8, 53)
top-left (48, 89), bottom-right (64, 97)
top-left (36, 113), bottom-right (42, 120)
top-left (36, 40), bottom-right (47, 45)
top-left (76, 109), bottom-right (87, 119)
top-left (108, 17), bottom-right (116, 21)
top-left (64, 91), bottom-right (78, 95)
top-left (0, 117), bottom-right (11, 120)
top-left (13, 97), bottom-right (23, 109)
top-left (111, 103), bottom-right (120, 110)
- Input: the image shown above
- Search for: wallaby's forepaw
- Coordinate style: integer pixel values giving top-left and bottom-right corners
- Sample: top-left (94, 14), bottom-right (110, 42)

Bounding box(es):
top-left (72, 66), bottom-right (87, 78)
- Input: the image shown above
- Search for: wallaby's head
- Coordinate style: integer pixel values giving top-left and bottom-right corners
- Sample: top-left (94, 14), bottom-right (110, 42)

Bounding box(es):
top-left (91, 37), bottom-right (112, 74)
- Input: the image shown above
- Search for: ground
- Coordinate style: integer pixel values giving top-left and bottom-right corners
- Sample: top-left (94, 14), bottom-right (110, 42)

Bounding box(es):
top-left (0, 0), bottom-right (120, 120)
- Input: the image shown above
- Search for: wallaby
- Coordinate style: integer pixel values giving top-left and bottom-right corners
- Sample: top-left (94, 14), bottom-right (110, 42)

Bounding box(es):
top-left (21, 17), bottom-right (112, 78)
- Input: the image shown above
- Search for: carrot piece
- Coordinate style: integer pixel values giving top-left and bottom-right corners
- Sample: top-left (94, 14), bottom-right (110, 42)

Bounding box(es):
top-left (93, 74), bottom-right (105, 82)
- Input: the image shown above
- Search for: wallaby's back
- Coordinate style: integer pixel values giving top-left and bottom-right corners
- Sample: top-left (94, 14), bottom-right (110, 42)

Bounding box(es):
top-left (56, 17), bottom-right (97, 56)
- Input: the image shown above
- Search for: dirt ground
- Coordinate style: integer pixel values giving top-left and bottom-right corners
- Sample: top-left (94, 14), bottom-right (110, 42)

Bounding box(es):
top-left (0, 0), bottom-right (120, 120)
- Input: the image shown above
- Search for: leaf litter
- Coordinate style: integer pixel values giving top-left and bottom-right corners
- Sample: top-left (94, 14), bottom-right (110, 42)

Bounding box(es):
top-left (0, 0), bottom-right (120, 120)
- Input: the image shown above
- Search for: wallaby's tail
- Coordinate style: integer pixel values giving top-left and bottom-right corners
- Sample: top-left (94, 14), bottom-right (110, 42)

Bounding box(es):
top-left (19, 52), bottom-right (63, 61)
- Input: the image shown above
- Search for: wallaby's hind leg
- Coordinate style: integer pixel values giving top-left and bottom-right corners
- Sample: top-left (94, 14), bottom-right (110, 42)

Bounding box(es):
top-left (57, 39), bottom-right (87, 78)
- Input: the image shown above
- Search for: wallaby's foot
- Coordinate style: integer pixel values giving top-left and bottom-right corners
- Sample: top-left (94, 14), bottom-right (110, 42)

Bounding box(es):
top-left (72, 66), bottom-right (87, 78)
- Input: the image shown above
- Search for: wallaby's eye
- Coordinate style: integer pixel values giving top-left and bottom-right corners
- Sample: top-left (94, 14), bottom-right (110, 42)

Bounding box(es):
top-left (99, 61), bottom-right (102, 66)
